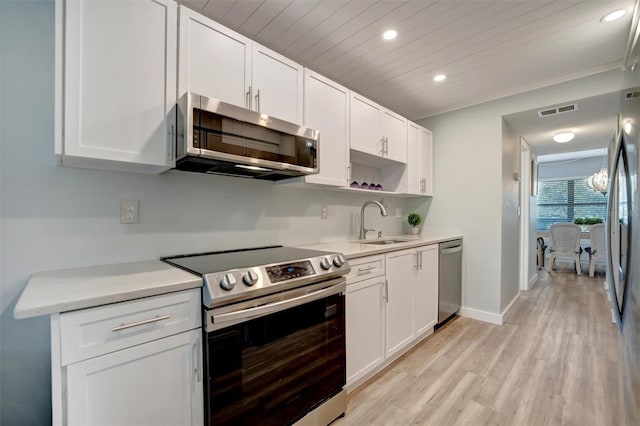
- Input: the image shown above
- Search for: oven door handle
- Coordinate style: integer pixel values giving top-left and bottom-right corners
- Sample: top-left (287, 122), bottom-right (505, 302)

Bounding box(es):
top-left (212, 282), bottom-right (346, 326)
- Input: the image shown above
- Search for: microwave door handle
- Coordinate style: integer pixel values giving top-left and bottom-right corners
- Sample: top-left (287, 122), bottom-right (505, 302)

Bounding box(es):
top-left (213, 282), bottom-right (345, 325)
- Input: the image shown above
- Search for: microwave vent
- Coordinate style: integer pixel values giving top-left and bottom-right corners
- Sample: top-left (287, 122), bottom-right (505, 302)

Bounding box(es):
top-left (625, 91), bottom-right (640, 100)
top-left (537, 103), bottom-right (578, 118)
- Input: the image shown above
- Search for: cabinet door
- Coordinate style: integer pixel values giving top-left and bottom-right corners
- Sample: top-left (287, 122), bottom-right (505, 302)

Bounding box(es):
top-left (350, 92), bottom-right (383, 157)
top-left (382, 109), bottom-right (407, 163)
top-left (406, 122), bottom-right (421, 194)
top-left (66, 329), bottom-right (203, 426)
top-left (62, 0), bottom-right (177, 171)
top-left (346, 277), bottom-right (385, 388)
top-left (252, 43), bottom-right (303, 124)
top-left (420, 128), bottom-right (434, 195)
top-left (178, 7), bottom-right (251, 107)
top-left (385, 249), bottom-right (416, 359)
top-left (303, 70), bottom-right (349, 187)
top-left (415, 245), bottom-right (439, 335)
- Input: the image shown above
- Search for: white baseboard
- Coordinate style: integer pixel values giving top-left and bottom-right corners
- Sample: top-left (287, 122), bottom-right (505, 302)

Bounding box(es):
top-left (528, 274), bottom-right (538, 289)
top-left (459, 306), bottom-right (502, 325)
top-left (500, 293), bottom-right (520, 324)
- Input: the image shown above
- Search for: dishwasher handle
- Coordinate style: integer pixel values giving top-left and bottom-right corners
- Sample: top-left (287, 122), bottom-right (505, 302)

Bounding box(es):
top-left (440, 246), bottom-right (462, 254)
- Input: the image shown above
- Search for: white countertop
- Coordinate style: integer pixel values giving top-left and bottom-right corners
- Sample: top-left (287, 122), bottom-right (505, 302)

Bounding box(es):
top-left (13, 260), bottom-right (202, 319)
top-left (14, 232), bottom-right (461, 320)
top-left (299, 232), bottom-right (462, 259)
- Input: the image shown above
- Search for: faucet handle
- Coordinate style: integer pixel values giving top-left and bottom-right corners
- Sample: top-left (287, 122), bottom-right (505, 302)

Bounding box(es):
top-left (377, 231), bottom-right (383, 239)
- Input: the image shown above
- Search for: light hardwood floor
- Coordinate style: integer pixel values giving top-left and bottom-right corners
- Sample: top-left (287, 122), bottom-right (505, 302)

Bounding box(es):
top-left (335, 265), bottom-right (619, 426)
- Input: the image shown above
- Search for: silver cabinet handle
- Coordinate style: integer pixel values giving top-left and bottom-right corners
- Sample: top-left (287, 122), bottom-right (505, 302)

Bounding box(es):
top-left (380, 137), bottom-right (385, 155)
top-left (384, 137), bottom-right (389, 155)
top-left (384, 280), bottom-right (389, 302)
top-left (249, 85), bottom-right (253, 110)
top-left (195, 337), bottom-right (202, 382)
top-left (112, 314), bottom-right (171, 332)
top-left (255, 89), bottom-right (260, 112)
top-left (419, 252), bottom-right (423, 270)
top-left (246, 87), bottom-right (250, 109)
top-left (167, 124), bottom-right (174, 160)
top-left (358, 265), bottom-right (376, 273)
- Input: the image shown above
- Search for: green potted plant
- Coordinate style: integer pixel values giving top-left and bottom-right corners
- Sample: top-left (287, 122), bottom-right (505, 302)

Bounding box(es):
top-left (407, 213), bottom-right (422, 235)
top-left (573, 217), bottom-right (603, 231)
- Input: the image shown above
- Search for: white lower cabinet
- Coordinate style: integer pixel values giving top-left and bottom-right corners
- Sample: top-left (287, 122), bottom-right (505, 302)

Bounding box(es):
top-left (415, 245), bottom-right (439, 335)
top-left (385, 249), bottom-right (417, 359)
top-left (66, 329), bottom-right (203, 426)
top-left (345, 245), bottom-right (439, 392)
top-left (346, 276), bottom-right (386, 389)
top-left (51, 289), bottom-right (203, 426)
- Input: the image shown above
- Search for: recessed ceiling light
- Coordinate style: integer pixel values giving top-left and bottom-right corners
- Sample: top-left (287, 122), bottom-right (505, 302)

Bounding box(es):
top-left (382, 30), bottom-right (397, 40)
top-left (433, 74), bottom-right (446, 82)
top-left (600, 9), bottom-right (626, 23)
top-left (553, 131), bottom-right (575, 143)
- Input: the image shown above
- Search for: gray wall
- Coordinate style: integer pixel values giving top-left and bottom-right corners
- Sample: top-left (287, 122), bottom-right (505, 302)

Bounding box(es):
top-left (501, 120), bottom-right (520, 311)
top-left (419, 68), bottom-right (622, 318)
top-left (0, 2), bottom-right (411, 423)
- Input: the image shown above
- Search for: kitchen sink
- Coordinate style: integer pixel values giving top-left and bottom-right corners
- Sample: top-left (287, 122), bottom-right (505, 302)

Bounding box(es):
top-left (357, 239), bottom-right (412, 245)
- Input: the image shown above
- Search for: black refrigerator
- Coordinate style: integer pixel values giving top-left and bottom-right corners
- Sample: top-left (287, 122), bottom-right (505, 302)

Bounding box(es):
top-left (608, 23), bottom-right (639, 425)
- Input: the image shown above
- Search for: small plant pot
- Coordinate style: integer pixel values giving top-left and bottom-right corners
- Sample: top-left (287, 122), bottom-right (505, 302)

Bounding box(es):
top-left (409, 226), bottom-right (420, 235)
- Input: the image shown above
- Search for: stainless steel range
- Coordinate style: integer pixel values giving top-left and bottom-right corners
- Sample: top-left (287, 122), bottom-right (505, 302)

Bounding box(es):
top-left (162, 246), bottom-right (350, 426)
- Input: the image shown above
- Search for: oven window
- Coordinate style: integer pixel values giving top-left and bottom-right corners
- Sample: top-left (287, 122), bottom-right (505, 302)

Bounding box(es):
top-left (206, 293), bottom-right (345, 425)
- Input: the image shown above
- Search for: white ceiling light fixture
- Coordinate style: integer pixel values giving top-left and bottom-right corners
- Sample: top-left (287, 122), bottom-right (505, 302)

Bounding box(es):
top-left (600, 9), bottom-right (626, 23)
top-left (382, 30), bottom-right (397, 40)
top-left (433, 74), bottom-right (446, 82)
top-left (553, 131), bottom-right (575, 143)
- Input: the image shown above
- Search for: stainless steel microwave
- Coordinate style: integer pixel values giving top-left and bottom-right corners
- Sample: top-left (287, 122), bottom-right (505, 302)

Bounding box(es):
top-left (175, 93), bottom-right (319, 180)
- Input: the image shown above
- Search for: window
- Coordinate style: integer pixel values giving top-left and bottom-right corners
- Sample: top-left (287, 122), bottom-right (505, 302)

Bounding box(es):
top-left (537, 178), bottom-right (607, 230)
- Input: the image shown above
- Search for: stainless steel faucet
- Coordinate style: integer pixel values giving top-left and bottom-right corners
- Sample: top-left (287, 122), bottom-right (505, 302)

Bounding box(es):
top-left (359, 200), bottom-right (388, 240)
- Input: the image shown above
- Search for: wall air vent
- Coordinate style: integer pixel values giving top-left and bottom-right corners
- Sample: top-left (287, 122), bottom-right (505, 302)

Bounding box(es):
top-left (625, 91), bottom-right (640, 100)
top-left (537, 103), bottom-right (579, 118)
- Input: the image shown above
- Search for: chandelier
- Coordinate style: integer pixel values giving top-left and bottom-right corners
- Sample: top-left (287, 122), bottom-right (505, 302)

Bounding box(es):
top-left (586, 167), bottom-right (608, 195)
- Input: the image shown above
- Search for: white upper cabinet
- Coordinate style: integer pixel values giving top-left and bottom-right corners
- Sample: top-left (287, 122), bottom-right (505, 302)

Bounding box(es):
top-left (178, 7), bottom-right (303, 124)
top-left (178, 8), bottom-right (251, 108)
top-left (406, 122), bottom-right (434, 195)
top-left (382, 110), bottom-right (408, 163)
top-left (302, 70), bottom-right (349, 187)
top-left (57, 0), bottom-right (177, 173)
top-left (350, 92), bottom-right (407, 164)
top-left (252, 44), bottom-right (304, 124)
top-left (350, 93), bottom-right (384, 157)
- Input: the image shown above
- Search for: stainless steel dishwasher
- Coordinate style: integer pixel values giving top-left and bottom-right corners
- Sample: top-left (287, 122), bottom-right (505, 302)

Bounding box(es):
top-left (437, 239), bottom-right (462, 326)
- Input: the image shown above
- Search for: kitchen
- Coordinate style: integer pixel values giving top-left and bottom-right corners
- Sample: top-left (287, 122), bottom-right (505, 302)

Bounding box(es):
top-left (1, 0), bottom-right (638, 425)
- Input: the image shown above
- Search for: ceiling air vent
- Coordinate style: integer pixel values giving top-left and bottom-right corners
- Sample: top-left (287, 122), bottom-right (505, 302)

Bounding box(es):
top-left (537, 103), bottom-right (579, 118)
top-left (625, 91), bottom-right (640, 100)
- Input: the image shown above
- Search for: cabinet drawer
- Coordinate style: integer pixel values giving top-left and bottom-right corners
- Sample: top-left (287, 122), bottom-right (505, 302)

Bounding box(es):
top-left (59, 289), bottom-right (201, 366)
top-left (346, 255), bottom-right (385, 283)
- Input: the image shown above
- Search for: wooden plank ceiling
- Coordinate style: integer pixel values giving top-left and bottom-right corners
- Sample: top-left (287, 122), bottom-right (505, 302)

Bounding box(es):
top-left (181, 0), bottom-right (634, 120)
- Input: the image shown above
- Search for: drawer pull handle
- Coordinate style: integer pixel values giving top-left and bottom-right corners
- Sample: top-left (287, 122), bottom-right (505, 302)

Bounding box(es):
top-left (358, 266), bottom-right (376, 273)
top-left (112, 314), bottom-right (171, 332)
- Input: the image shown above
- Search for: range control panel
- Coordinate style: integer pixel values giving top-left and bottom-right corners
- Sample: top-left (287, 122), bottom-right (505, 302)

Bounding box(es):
top-left (266, 261), bottom-right (315, 283)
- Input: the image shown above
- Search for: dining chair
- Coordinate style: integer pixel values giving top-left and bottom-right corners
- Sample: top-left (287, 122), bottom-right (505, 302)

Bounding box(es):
top-left (547, 223), bottom-right (582, 275)
top-left (586, 223), bottom-right (606, 277)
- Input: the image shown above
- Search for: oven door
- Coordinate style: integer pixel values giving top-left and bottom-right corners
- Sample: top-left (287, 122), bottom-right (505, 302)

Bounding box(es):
top-left (204, 279), bottom-right (346, 426)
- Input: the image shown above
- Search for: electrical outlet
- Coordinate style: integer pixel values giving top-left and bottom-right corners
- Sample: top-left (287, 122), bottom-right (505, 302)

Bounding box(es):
top-left (121, 200), bottom-right (139, 224)
top-left (395, 208), bottom-right (402, 218)
top-left (321, 205), bottom-right (328, 220)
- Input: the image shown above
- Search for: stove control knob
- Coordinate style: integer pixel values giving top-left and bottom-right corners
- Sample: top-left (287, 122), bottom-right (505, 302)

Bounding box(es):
top-left (242, 270), bottom-right (259, 286)
top-left (333, 254), bottom-right (345, 268)
top-left (220, 273), bottom-right (237, 291)
top-left (320, 257), bottom-right (332, 270)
